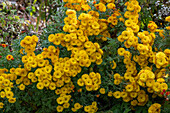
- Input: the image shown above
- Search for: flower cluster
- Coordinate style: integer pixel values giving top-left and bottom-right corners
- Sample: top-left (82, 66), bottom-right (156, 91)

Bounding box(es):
top-left (153, 52), bottom-right (168, 68)
top-left (0, 7), bottom-right (104, 112)
top-left (148, 103), bottom-right (161, 113)
top-left (113, 73), bottom-right (123, 85)
top-left (56, 94), bottom-right (72, 112)
top-left (148, 21), bottom-right (158, 32)
top-left (64, 0), bottom-right (91, 11)
top-left (114, 0), bottom-right (169, 111)
top-left (84, 101), bottom-right (98, 113)
top-left (0, 68), bottom-right (16, 106)
top-left (77, 72), bottom-right (101, 91)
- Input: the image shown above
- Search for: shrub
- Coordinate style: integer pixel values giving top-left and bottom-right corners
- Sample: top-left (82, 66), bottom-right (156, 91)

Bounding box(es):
top-left (0, 0), bottom-right (169, 113)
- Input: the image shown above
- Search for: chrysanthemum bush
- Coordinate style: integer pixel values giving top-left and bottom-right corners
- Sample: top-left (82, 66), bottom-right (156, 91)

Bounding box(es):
top-left (0, 0), bottom-right (170, 112)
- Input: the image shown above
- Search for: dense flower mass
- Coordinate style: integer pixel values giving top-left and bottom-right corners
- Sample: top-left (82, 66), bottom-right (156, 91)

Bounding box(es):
top-left (0, 0), bottom-right (169, 112)
top-left (148, 103), bottom-right (161, 113)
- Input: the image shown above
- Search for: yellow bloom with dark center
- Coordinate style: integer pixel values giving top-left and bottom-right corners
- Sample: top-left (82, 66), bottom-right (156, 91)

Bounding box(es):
top-left (42, 79), bottom-right (50, 87)
top-left (6, 55), bottom-right (13, 61)
top-left (117, 35), bottom-right (124, 42)
top-left (34, 68), bottom-right (42, 77)
top-left (85, 78), bottom-right (93, 86)
top-left (23, 78), bottom-right (30, 86)
top-left (96, 73), bottom-right (101, 80)
top-left (122, 31), bottom-right (130, 40)
top-left (63, 95), bottom-right (71, 103)
top-left (0, 91), bottom-right (6, 98)
top-left (4, 79), bottom-right (10, 86)
top-left (57, 97), bottom-right (64, 104)
top-left (74, 103), bottom-right (82, 110)
top-left (125, 84), bottom-right (133, 92)
top-left (147, 87), bottom-right (154, 93)
top-left (24, 36), bottom-right (33, 44)
top-left (114, 79), bottom-right (121, 85)
top-left (146, 80), bottom-right (155, 87)
top-left (77, 78), bottom-right (84, 86)
top-left (20, 68), bottom-right (28, 77)
top-left (146, 70), bottom-right (155, 79)
top-left (99, 88), bottom-right (105, 94)
top-left (0, 102), bottom-right (4, 108)
top-left (56, 105), bottom-right (64, 112)
top-left (37, 60), bottom-right (46, 67)
top-left (81, 74), bottom-right (90, 82)
top-left (91, 21), bottom-right (100, 29)
top-left (118, 48), bottom-right (125, 56)
top-left (113, 91), bottom-right (121, 99)
top-left (63, 102), bottom-right (70, 108)
top-left (114, 73), bottom-right (121, 79)
top-left (84, 106), bottom-right (91, 112)
top-left (131, 100), bottom-right (138, 106)
top-left (141, 36), bottom-right (150, 44)
top-left (137, 94), bottom-right (146, 103)
top-left (130, 92), bottom-right (137, 98)
top-left (36, 54), bottom-right (44, 61)
top-left (69, 25), bottom-right (76, 33)
top-left (31, 61), bottom-right (37, 68)
top-left (96, 58), bottom-right (103, 65)
top-left (124, 73), bottom-right (132, 80)
top-left (64, 76), bottom-right (71, 83)
top-left (36, 82), bottom-right (44, 90)
top-left (5, 91), bottom-right (14, 99)
top-left (156, 58), bottom-right (167, 66)
top-left (148, 103), bottom-right (161, 113)
top-left (127, 3), bottom-right (134, 11)
top-left (8, 97), bottom-right (16, 103)
top-left (32, 35), bottom-right (38, 42)
top-left (19, 84), bottom-right (25, 90)
top-left (89, 72), bottom-right (96, 78)
top-left (78, 36), bottom-right (86, 42)
top-left (31, 77), bottom-right (38, 83)
top-left (49, 82), bottom-right (56, 90)
top-left (0, 76), bottom-right (4, 84)
top-left (86, 85), bottom-right (93, 91)
top-left (153, 82), bottom-right (161, 92)
top-left (84, 41), bottom-right (93, 49)
top-left (123, 96), bottom-right (131, 102)
top-left (93, 29), bottom-right (100, 35)
top-left (125, 20), bottom-right (133, 27)
top-left (9, 68), bottom-right (15, 74)
top-left (20, 40), bottom-right (27, 47)
top-left (139, 73), bottom-right (147, 82)
top-left (160, 83), bottom-right (168, 91)
top-left (53, 71), bottom-right (62, 78)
